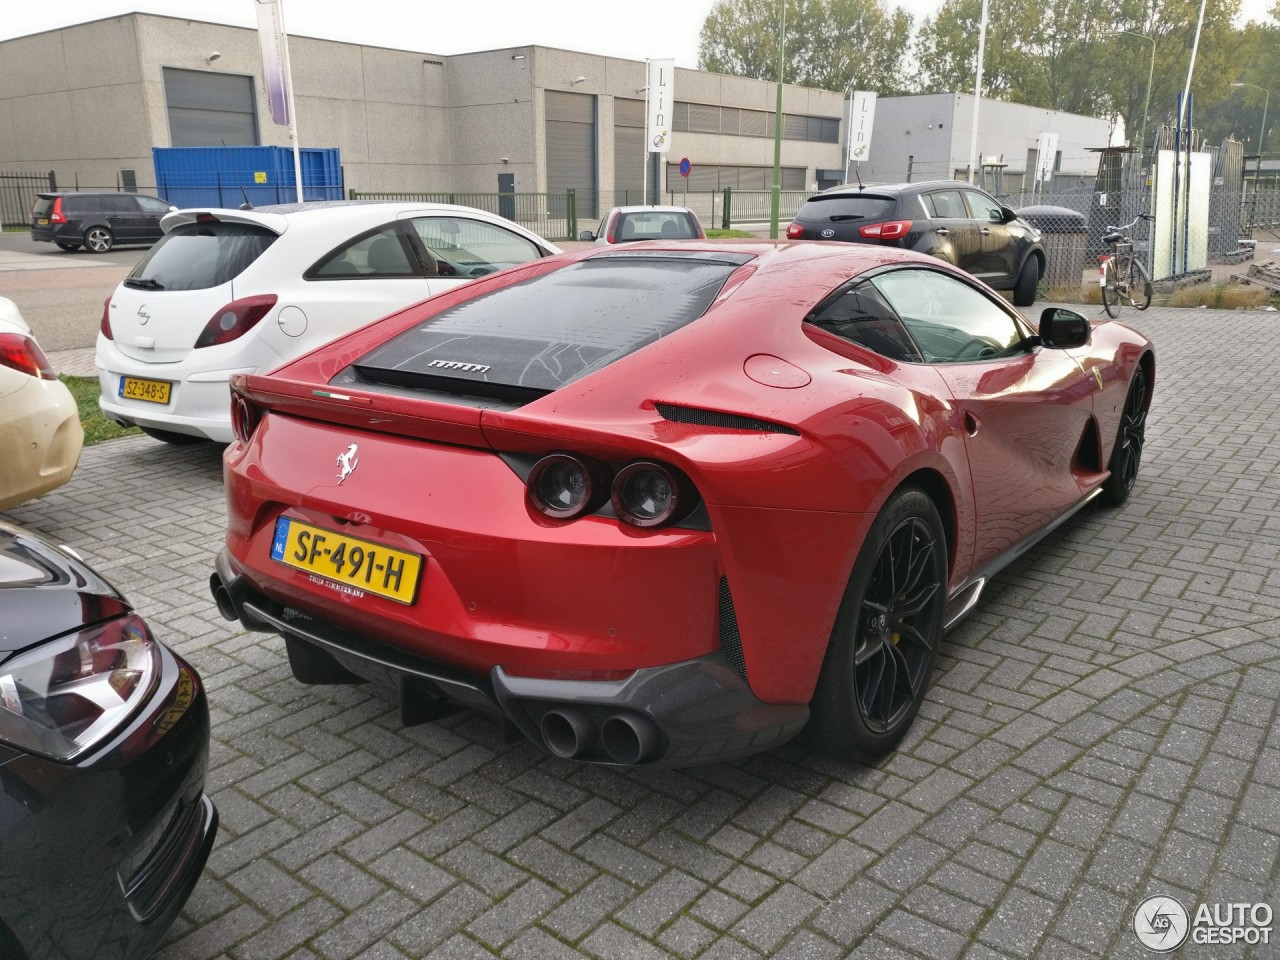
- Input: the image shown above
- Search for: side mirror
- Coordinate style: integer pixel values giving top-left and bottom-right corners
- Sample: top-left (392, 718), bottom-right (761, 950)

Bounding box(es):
top-left (1000, 205), bottom-right (1018, 224)
top-left (1039, 307), bottom-right (1090, 349)
top-left (578, 230), bottom-right (595, 241)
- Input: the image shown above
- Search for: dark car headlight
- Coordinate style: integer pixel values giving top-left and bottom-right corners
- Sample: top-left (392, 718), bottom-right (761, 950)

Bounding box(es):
top-left (0, 615), bottom-right (160, 761)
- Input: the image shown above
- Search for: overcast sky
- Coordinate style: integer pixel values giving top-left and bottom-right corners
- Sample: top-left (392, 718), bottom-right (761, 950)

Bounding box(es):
top-left (3, 0), bottom-right (1272, 67)
top-left (0, 0), bottom-right (1273, 67)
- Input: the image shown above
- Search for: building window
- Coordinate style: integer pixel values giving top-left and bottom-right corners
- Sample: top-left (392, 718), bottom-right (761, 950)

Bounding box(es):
top-left (671, 102), bottom-right (839, 143)
top-left (163, 68), bottom-right (259, 147)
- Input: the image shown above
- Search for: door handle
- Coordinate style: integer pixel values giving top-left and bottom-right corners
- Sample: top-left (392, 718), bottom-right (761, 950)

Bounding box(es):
top-left (935, 227), bottom-right (950, 236)
top-left (963, 411), bottom-right (979, 436)
top-left (980, 227), bottom-right (991, 235)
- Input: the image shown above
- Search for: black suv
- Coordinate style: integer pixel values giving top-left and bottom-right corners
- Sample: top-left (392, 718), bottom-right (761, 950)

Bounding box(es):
top-left (30, 192), bottom-right (175, 254)
top-left (787, 181), bottom-right (1045, 306)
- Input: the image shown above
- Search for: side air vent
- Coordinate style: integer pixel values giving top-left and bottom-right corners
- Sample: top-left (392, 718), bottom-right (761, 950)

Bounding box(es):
top-left (657, 402), bottom-right (799, 436)
top-left (718, 577), bottom-right (748, 683)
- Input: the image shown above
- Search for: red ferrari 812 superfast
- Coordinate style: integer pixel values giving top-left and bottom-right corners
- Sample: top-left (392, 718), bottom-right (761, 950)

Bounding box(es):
top-left (212, 241), bottom-right (1153, 767)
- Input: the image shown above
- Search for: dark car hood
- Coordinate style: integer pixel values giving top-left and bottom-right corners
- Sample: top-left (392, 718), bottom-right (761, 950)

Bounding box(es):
top-left (0, 521), bottom-right (128, 656)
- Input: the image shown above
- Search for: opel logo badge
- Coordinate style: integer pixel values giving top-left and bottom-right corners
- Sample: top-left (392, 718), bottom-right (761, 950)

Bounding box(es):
top-left (821, 228), bottom-right (835, 239)
top-left (137, 305), bottom-right (151, 325)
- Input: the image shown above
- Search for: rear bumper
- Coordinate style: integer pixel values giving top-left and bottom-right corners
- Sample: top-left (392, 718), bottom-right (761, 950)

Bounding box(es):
top-left (96, 338), bottom-right (257, 443)
top-left (0, 379), bottom-right (84, 511)
top-left (212, 548), bottom-right (808, 766)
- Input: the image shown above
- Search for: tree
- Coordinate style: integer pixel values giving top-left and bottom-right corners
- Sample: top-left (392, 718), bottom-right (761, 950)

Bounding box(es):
top-left (913, 0), bottom-right (1245, 155)
top-left (697, 0), bottom-right (913, 94)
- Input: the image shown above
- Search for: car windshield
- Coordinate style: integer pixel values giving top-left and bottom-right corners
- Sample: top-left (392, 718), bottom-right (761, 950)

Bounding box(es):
top-left (125, 222), bottom-right (278, 292)
top-left (798, 195), bottom-right (896, 222)
top-left (31, 197), bottom-right (54, 218)
top-left (615, 212), bottom-right (699, 241)
top-left (343, 252), bottom-right (750, 401)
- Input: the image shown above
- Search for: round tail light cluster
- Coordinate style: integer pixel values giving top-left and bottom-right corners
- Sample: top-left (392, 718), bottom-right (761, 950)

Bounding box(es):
top-left (526, 454), bottom-right (697, 528)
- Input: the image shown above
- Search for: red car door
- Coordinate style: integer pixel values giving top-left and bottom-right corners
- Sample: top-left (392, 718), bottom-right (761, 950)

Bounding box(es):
top-left (871, 267), bottom-right (1095, 569)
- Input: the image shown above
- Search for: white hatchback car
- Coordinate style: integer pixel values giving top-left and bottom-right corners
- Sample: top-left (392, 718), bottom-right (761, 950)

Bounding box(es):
top-left (97, 201), bottom-right (561, 443)
top-left (0, 297), bottom-right (83, 510)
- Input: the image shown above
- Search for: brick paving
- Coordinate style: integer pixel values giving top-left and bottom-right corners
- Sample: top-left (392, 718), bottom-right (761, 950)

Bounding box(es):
top-left (7, 303), bottom-right (1279, 959)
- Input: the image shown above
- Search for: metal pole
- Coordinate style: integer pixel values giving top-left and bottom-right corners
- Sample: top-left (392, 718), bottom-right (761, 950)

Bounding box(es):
top-left (1177, 0), bottom-right (1208, 130)
top-left (278, 0), bottom-right (304, 202)
top-left (768, 0), bottom-right (786, 238)
top-left (967, 0), bottom-right (989, 185)
top-left (642, 68), bottom-right (650, 206)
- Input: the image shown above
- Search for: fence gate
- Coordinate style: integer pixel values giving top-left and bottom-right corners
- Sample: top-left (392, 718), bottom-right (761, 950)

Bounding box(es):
top-left (0, 171), bottom-right (54, 228)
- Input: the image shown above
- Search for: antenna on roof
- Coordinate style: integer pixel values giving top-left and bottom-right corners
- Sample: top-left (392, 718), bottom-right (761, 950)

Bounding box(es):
top-left (855, 164), bottom-right (864, 190)
top-left (239, 186), bottom-right (254, 211)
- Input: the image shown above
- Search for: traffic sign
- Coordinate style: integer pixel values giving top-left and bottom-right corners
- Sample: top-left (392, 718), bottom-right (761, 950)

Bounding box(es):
top-left (679, 157), bottom-right (691, 178)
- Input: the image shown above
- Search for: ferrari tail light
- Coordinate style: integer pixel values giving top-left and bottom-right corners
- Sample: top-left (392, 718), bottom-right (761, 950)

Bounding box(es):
top-left (230, 391), bottom-right (263, 444)
top-left (0, 332), bottom-right (57, 380)
top-left (612, 461), bottom-right (695, 528)
top-left (100, 296), bottom-right (114, 340)
top-left (194, 294), bottom-right (278, 349)
top-left (859, 220), bottom-right (912, 241)
top-left (527, 453), bottom-right (607, 520)
top-left (49, 197), bottom-right (66, 224)
top-left (785, 222), bottom-right (806, 239)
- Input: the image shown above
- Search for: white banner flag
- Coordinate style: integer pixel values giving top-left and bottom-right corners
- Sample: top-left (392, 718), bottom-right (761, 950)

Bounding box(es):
top-left (848, 91), bottom-right (878, 164)
top-left (255, 0), bottom-right (291, 126)
top-left (1035, 131), bottom-right (1059, 183)
top-left (646, 59), bottom-right (675, 154)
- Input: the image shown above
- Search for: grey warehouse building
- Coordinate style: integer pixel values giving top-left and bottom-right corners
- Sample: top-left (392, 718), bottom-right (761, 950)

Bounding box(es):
top-left (0, 13), bottom-right (1113, 231)
top-left (0, 12), bottom-right (848, 224)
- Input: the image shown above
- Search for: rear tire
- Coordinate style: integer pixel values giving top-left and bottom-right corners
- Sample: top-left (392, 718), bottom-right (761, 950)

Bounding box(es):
top-left (1099, 365), bottom-right (1147, 506)
top-left (83, 226), bottom-right (113, 253)
top-left (1012, 255), bottom-right (1039, 306)
top-left (140, 427), bottom-right (208, 445)
top-left (808, 488), bottom-right (947, 761)
top-left (1100, 259), bottom-right (1122, 318)
top-left (55, 241), bottom-right (80, 252)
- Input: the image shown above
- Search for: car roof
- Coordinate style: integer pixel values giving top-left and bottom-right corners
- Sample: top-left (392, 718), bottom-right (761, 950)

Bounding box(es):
top-left (812, 180), bottom-right (991, 198)
top-left (608, 205), bottom-right (698, 215)
top-left (159, 200), bottom-right (561, 250)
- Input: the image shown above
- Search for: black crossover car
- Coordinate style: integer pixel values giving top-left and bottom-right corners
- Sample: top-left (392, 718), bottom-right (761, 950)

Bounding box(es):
top-left (787, 181), bottom-right (1045, 306)
top-left (30, 192), bottom-right (175, 254)
top-left (0, 520), bottom-right (217, 960)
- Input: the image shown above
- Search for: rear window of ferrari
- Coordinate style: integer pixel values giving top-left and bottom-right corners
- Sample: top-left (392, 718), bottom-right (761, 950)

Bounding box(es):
top-left (796, 194), bottom-right (897, 222)
top-left (343, 251), bottom-right (752, 402)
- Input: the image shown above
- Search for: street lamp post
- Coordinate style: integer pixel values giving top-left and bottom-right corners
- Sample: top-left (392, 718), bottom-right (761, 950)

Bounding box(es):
top-left (1232, 82), bottom-right (1271, 186)
top-left (1111, 30), bottom-right (1155, 159)
top-left (768, 0), bottom-right (786, 239)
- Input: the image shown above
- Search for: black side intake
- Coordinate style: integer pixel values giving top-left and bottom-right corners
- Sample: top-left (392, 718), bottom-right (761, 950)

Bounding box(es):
top-left (718, 576), bottom-right (748, 684)
top-left (656, 402), bottom-right (799, 435)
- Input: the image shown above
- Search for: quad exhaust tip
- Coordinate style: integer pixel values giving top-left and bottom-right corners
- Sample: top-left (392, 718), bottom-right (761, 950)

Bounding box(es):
top-left (540, 709), bottom-right (595, 759)
top-left (538, 708), bottom-right (660, 764)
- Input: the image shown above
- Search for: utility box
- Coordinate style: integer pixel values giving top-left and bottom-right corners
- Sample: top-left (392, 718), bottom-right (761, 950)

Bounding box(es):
top-left (1018, 204), bottom-right (1088, 290)
top-left (153, 146), bottom-right (343, 208)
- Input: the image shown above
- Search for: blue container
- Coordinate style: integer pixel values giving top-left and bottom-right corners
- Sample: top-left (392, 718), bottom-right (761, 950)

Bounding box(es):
top-left (152, 146), bottom-right (343, 208)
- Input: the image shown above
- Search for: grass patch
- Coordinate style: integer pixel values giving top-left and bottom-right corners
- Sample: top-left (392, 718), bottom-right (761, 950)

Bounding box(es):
top-left (59, 374), bottom-right (140, 445)
top-left (1170, 281), bottom-right (1272, 309)
top-left (705, 228), bottom-right (755, 239)
top-left (1, 224), bottom-right (25, 233)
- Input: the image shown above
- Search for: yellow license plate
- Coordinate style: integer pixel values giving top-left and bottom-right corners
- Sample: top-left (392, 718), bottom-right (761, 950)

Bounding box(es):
top-left (37, 218), bottom-right (49, 225)
top-left (119, 376), bottom-right (172, 404)
top-left (270, 517), bottom-right (422, 605)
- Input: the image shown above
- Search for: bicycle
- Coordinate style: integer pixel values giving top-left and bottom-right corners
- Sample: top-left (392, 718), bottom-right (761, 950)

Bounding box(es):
top-left (1098, 213), bottom-right (1153, 318)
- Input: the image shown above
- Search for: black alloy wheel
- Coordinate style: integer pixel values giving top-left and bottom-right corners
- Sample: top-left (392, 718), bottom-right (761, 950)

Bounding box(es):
top-left (809, 488), bottom-right (947, 760)
top-left (1100, 366), bottom-right (1147, 506)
